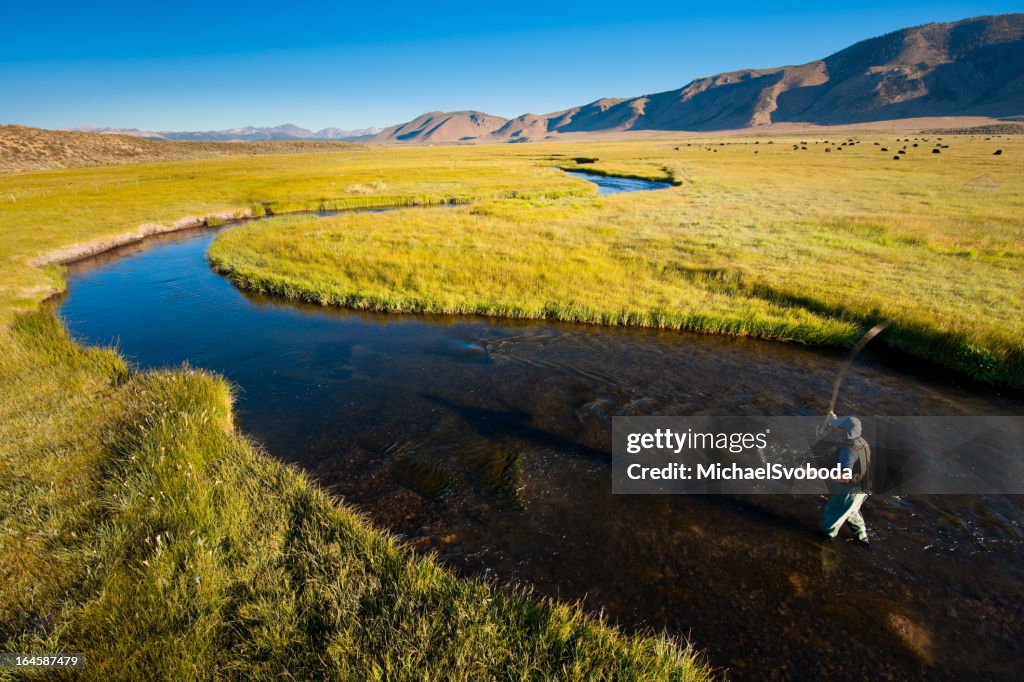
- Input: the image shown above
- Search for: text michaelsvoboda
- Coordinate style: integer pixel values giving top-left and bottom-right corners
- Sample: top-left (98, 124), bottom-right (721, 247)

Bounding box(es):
top-left (626, 462), bottom-right (853, 481)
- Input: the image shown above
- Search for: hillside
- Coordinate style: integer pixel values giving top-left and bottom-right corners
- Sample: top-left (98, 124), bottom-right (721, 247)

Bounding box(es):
top-left (388, 13), bottom-right (1024, 142)
top-left (0, 125), bottom-right (358, 172)
top-left (368, 111), bottom-right (508, 143)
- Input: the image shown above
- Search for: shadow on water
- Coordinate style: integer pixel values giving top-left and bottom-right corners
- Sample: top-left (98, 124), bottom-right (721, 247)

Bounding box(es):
top-left (420, 392), bottom-right (611, 462)
top-left (55, 173), bottom-right (1024, 681)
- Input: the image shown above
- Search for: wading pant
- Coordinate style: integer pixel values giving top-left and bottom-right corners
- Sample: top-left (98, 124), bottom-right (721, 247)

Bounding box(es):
top-left (820, 490), bottom-right (868, 540)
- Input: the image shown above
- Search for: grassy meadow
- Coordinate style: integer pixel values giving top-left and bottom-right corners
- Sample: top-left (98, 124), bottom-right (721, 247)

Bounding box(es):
top-left (210, 135), bottom-right (1024, 385)
top-left (1, 131), bottom-right (1020, 679)
top-left (0, 146), bottom-right (593, 316)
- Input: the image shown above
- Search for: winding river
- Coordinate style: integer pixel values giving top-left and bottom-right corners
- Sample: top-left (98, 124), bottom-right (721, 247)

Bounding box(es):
top-left (57, 172), bottom-right (1023, 680)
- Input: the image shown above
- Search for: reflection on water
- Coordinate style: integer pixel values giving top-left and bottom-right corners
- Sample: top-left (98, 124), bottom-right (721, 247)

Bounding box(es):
top-left (58, 178), bottom-right (1023, 680)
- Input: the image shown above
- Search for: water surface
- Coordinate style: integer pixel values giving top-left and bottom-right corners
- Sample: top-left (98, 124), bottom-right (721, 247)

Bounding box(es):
top-left (563, 169), bottom-right (673, 193)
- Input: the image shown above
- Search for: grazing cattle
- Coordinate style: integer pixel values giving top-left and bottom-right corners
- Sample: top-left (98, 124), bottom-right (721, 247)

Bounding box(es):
top-left (893, 155), bottom-right (900, 160)
top-left (994, 149), bottom-right (1003, 155)
top-left (898, 150), bottom-right (906, 154)
top-left (881, 147), bottom-right (889, 152)
top-left (932, 148), bottom-right (941, 154)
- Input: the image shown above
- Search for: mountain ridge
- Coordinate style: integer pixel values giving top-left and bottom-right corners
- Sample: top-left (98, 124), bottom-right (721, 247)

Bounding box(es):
top-left (365, 111), bottom-right (509, 143)
top-left (375, 13), bottom-right (1024, 143)
top-left (69, 124), bottom-right (382, 142)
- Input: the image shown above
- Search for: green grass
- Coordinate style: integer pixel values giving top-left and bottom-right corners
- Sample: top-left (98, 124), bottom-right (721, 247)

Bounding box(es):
top-left (559, 163), bottom-right (683, 185)
top-left (0, 146), bottom-right (594, 318)
top-left (0, 311), bottom-right (708, 680)
top-left (208, 136), bottom-right (1024, 385)
top-left (209, 205), bottom-right (857, 344)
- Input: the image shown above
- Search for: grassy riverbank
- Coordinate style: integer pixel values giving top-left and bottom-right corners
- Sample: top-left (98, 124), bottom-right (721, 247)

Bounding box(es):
top-left (0, 143), bottom-right (712, 678)
top-left (0, 312), bottom-right (706, 679)
top-left (210, 137), bottom-right (1024, 385)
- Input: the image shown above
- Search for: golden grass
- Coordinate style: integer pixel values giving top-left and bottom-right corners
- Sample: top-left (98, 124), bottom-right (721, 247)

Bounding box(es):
top-left (0, 145), bottom-right (594, 321)
top-left (210, 135), bottom-right (1024, 384)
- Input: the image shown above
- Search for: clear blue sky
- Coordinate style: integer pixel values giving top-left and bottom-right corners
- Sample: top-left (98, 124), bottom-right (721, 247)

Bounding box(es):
top-left (2, 1), bottom-right (1021, 131)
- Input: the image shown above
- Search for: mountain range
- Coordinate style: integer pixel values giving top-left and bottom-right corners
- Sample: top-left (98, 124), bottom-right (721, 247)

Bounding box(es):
top-left (69, 13), bottom-right (1024, 145)
top-left (71, 124), bottom-right (382, 142)
top-left (368, 13), bottom-right (1024, 143)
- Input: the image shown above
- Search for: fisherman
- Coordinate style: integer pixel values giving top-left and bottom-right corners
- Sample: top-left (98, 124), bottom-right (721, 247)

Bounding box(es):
top-left (818, 412), bottom-right (872, 549)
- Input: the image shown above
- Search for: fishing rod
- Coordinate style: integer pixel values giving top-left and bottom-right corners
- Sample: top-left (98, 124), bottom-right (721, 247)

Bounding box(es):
top-left (819, 321), bottom-right (890, 433)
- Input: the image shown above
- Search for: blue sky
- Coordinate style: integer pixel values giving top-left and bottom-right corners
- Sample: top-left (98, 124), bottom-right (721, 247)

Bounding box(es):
top-left (2, 1), bottom-right (1021, 130)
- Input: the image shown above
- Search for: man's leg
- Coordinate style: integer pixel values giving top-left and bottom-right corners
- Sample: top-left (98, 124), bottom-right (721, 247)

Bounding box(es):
top-left (820, 492), bottom-right (857, 538)
top-left (845, 494), bottom-right (869, 541)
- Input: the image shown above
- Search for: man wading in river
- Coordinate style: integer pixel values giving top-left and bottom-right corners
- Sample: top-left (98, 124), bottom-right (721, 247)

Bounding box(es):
top-left (819, 413), bottom-right (872, 549)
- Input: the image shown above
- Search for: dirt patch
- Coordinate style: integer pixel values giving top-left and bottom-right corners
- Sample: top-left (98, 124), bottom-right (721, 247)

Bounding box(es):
top-left (28, 209), bottom-right (252, 267)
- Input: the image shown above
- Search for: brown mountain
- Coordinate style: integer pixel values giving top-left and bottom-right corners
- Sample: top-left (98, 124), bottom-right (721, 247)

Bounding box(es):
top-left (368, 111), bottom-right (508, 143)
top-left (605, 12), bottom-right (1024, 132)
top-left (387, 13), bottom-right (1024, 142)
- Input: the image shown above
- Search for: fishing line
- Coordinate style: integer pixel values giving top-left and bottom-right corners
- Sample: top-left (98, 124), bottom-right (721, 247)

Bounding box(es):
top-left (821, 321), bottom-right (890, 430)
